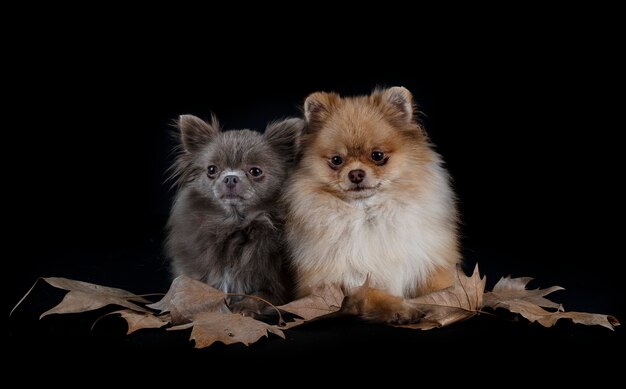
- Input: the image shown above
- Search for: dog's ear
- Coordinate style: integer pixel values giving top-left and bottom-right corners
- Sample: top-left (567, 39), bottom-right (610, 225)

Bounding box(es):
top-left (382, 86), bottom-right (414, 123)
top-left (264, 118), bottom-right (303, 163)
top-left (304, 91), bottom-right (340, 130)
top-left (178, 114), bottom-right (219, 153)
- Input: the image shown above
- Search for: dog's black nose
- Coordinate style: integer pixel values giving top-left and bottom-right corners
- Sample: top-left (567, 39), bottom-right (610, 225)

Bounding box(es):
top-left (223, 175), bottom-right (239, 188)
top-left (348, 169), bottom-right (366, 184)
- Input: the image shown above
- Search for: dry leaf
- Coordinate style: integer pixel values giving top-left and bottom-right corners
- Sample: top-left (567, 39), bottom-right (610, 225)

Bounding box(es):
top-left (10, 277), bottom-right (151, 318)
top-left (99, 309), bottom-right (169, 334)
top-left (277, 284), bottom-right (344, 329)
top-left (400, 264), bottom-right (486, 329)
top-left (12, 263), bottom-right (620, 349)
top-left (503, 300), bottom-right (618, 330)
top-left (148, 276), bottom-right (284, 347)
top-left (483, 276), bottom-right (563, 310)
top-left (170, 311), bottom-right (285, 348)
top-left (147, 275), bottom-right (229, 324)
top-left (484, 276), bottom-right (619, 330)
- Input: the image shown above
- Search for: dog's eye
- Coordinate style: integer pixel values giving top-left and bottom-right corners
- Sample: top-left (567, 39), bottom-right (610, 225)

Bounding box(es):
top-left (371, 151), bottom-right (387, 165)
top-left (207, 165), bottom-right (218, 177)
top-left (330, 156), bottom-right (343, 166)
top-left (371, 151), bottom-right (385, 161)
top-left (249, 167), bottom-right (263, 177)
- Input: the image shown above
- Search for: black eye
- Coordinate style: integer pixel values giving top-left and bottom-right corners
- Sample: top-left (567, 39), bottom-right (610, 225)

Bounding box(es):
top-left (371, 151), bottom-right (385, 161)
top-left (207, 165), bottom-right (218, 176)
top-left (249, 167), bottom-right (263, 177)
top-left (330, 156), bottom-right (343, 166)
top-left (371, 151), bottom-right (386, 165)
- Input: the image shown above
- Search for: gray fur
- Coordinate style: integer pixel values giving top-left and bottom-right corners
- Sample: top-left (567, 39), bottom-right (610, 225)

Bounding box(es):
top-left (166, 115), bottom-right (302, 313)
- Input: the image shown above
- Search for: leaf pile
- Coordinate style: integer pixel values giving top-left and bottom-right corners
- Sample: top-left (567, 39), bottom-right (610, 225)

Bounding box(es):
top-left (11, 265), bottom-right (620, 348)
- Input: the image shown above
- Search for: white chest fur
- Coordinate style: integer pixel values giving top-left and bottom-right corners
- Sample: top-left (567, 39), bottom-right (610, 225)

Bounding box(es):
top-left (288, 192), bottom-right (454, 298)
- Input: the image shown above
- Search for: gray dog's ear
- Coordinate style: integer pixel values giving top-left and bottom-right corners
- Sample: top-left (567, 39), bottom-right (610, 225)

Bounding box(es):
top-left (264, 118), bottom-right (303, 162)
top-left (178, 114), bottom-right (219, 152)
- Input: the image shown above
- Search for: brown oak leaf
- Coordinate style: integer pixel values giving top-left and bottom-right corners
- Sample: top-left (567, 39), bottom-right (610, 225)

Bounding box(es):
top-left (147, 276), bottom-right (229, 324)
top-left (12, 263), bottom-right (620, 348)
top-left (11, 277), bottom-right (151, 318)
top-left (169, 311), bottom-right (285, 347)
top-left (277, 284), bottom-right (344, 329)
top-left (148, 276), bottom-right (284, 347)
top-left (399, 264), bottom-right (486, 329)
top-left (483, 276), bottom-right (564, 310)
top-left (483, 276), bottom-right (619, 330)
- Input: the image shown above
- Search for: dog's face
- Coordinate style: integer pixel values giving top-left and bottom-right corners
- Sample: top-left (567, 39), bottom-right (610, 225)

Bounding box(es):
top-left (203, 130), bottom-right (280, 210)
top-left (174, 115), bottom-right (301, 213)
top-left (300, 87), bottom-right (433, 203)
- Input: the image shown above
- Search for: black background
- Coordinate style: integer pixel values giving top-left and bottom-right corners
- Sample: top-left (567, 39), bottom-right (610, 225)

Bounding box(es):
top-left (8, 13), bottom-right (624, 378)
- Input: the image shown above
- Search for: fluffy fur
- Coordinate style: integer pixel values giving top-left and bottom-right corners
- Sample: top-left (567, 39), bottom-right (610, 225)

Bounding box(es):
top-left (284, 87), bottom-right (460, 321)
top-left (167, 114), bottom-right (301, 316)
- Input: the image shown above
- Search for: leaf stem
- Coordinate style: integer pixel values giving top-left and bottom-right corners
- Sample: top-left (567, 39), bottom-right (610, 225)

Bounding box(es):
top-left (10, 278), bottom-right (43, 317)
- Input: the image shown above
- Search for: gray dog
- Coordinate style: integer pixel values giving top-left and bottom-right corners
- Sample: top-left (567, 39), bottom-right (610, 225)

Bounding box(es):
top-left (166, 114), bottom-right (301, 316)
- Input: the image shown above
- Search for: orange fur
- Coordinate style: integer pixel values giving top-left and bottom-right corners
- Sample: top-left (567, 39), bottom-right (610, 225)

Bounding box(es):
top-left (343, 285), bottom-right (425, 324)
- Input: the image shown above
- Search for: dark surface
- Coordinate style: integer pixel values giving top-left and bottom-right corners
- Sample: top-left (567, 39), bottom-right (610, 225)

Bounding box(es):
top-left (8, 16), bottom-right (624, 377)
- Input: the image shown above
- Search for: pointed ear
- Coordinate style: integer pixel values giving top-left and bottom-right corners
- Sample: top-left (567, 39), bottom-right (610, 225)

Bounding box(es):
top-left (264, 118), bottom-right (303, 162)
top-left (382, 86), bottom-right (414, 123)
top-left (178, 114), bottom-right (219, 152)
top-left (304, 92), bottom-right (339, 129)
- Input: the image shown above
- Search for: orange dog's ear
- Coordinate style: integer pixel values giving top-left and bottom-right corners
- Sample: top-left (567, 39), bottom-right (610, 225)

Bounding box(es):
top-left (303, 91), bottom-right (340, 130)
top-left (381, 86), bottom-right (414, 123)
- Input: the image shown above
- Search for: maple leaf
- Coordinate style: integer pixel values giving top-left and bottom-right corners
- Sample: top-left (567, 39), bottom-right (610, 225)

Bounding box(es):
top-left (400, 264), bottom-right (486, 329)
top-left (277, 284), bottom-right (345, 329)
top-left (170, 311), bottom-right (285, 348)
top-left (483, 276), bottom-right (564, 311)
top-left (483, 276), bottom-right (620, 330)
top-left (98, 309), bottom-right (169, 334)
top-left (148, 276), bottom-right (284, 347)
top-left (147, 275), bottom-right (229, 324)
top-left (11, 277), bottom-right (151, 318)
top-left (12, 263), bottom-right (620, 349)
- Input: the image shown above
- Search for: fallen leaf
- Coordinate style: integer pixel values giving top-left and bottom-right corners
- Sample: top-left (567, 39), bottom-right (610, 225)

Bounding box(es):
top-left (505, 300), bottom-right (618, 330)
top-left (12, 263), bottom-right (620, 349)
top-left (10, 278), bottom-right (152, 318)
top-left (483, 275), bottom-right (563, 310)
top-left (145, 276), bottom-right (286, 347)
top-left (399, 264), bottom-right (486, 329)
top-left (483, 276), bottom-right (620, 330)
top-left (147, 276), bottom-right (229, 324)
top-left (98, 309), bottom-right (170, 334)
top-left (170, 311), bottom-right (285, 347)
top-left (277, 284), bottom-right (344, 328)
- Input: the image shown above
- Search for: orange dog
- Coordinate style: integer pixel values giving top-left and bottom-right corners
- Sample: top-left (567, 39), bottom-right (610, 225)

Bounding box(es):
top-left (284, 87), bottom-right (460, 322)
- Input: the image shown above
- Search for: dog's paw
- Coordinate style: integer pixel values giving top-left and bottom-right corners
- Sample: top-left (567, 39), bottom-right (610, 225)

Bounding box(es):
top-left (229, 299), bottom-right (263, 319)
top-left (354, 289), bottom-right (425, 324)
top-left (386, 306), bottom-right (425, 325)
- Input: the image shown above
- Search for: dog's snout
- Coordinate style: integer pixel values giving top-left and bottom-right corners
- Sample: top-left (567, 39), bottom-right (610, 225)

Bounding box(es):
top-left (348, 169), bottom-right (366, 184)
top-left (223, 175), bottom-right (239, 188)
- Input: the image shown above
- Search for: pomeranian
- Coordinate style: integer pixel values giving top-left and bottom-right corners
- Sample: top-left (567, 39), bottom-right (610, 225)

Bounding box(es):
top-left (284, 86), bottom-right (460, 322)
top-left (167, 114), bottom-right (301, 316)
